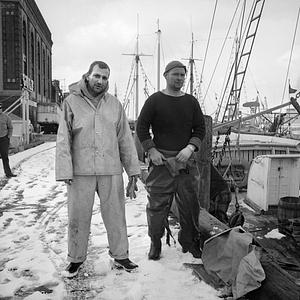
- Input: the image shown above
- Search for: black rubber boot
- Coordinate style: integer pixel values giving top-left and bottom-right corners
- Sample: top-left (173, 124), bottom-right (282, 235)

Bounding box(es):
top-left (188, 243), bottom-right (202, 258)
top-left (181, 239), bottom-right (202, 258)
top-left (148, 238), bottom-right (162, 260)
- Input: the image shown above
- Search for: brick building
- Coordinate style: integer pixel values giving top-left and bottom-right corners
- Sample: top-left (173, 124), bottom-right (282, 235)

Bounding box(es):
top-left (0, 0), bottom-right (60, 131)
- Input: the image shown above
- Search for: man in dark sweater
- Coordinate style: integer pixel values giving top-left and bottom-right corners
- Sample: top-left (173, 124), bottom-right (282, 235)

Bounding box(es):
top-left (136, 61), bottom-right (206, 260)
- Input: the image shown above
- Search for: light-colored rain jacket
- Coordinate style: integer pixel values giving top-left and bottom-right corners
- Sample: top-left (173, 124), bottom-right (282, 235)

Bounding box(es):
top-left (55, 79), bottom-right (140, 180)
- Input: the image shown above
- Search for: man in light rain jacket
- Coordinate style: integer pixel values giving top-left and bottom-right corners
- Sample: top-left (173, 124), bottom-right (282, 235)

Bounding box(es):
top-left (56, 61), bottom-right (141, 278)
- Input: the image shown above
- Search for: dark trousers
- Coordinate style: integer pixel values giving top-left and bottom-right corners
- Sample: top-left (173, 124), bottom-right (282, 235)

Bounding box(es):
top-left (0, 136), bottom-right (12, 176)
top-left (145, 157), bottom-right (200, 250)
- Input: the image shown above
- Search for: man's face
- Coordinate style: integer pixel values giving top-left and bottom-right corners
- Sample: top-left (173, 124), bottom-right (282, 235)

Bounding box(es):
top-left (165, 67), bottom-right (186, 91)
top-left (87, 65), bottom-right (110, 96)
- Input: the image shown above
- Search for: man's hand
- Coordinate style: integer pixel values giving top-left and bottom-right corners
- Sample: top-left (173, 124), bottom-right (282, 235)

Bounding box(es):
top-left (148, 148), bottom-right (166, 166)
top-left (126, 175), bottom-right (139, 199)
top-left (176, 145), bottom-right (195, 163)
top-left (63, 179), bottom-right (73, 185)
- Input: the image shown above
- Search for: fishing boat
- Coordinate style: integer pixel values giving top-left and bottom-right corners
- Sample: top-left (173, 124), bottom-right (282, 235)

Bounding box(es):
top-left (122, 1), bottom-right (300, 298)
top-left (206, 0), bottom-right (300, 188)
top-left (212, 120), bottom-right (300, 188)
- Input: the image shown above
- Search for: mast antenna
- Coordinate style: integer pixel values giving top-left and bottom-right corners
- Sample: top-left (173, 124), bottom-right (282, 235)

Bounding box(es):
top-left (122, 14), bottom-right (152, 120)
top-left (182, 33), bottom-right (204, 110)
top-left (156, 19), bottom-right (161, 91)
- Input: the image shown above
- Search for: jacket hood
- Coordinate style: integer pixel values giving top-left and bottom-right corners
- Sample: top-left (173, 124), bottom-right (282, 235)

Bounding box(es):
top-left (68, 77), bottom-right (109, 101)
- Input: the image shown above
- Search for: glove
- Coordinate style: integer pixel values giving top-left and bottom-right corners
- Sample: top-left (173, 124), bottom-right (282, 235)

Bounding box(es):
top-left (126, 175), bottom-right (139, 199)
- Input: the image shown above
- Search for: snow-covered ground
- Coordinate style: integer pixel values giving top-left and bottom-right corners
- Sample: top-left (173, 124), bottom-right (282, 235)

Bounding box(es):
top-left (0, 144), bottom-right (221, 299)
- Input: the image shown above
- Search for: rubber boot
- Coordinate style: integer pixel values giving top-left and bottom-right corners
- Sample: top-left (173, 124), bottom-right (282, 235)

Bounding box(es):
top-left (148, 238), bottom-right (162, 260)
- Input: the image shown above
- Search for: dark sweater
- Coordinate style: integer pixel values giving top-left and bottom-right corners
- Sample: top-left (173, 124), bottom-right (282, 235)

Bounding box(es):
top-left (136, 91), bottom-right (206, 152)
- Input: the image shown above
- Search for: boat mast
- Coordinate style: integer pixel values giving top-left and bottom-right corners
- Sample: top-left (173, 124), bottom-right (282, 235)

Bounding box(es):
top-left (123, 15), bottom-right (151, 120)
top-left (183, 32), bottom-right (197, 96)
top-left (190, 32), bottom-right (195, 95)
top-left (156, 19), bottom-right (161, 91)
top-left (135, 27), bottom-right (139, 120)
top-left (183, 33), bottom-right (205, 111)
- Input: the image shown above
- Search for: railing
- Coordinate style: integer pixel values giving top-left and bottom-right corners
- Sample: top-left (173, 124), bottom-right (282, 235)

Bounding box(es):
top-left (4, 95), bottom-right (24, 115)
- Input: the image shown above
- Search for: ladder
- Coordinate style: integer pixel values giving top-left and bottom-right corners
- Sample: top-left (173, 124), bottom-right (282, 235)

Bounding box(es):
top-left (220, 0), bottom-right (265, 123)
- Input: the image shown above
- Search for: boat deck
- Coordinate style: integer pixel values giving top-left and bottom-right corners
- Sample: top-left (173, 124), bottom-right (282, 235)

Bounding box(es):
top-left (240, 195), bottom-right (300, 281)
top-left (186, 192), bottom-right (300, 299)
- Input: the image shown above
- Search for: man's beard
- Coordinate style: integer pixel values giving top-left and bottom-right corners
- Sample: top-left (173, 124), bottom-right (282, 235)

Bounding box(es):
top-left (93, 84), bottom-right (106, 94)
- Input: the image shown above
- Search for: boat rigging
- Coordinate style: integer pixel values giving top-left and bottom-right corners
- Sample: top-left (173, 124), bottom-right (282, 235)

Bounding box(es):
top-left (122, 17), bottom-right (154, 120)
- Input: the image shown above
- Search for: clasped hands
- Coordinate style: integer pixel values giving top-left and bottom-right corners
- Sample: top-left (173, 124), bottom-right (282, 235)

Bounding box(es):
top-left (148, 145), bottom-right (194, 166)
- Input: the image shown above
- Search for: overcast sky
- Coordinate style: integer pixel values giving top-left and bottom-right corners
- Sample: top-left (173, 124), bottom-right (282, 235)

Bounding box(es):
top-left (35, 0), bottom-right (300, 117)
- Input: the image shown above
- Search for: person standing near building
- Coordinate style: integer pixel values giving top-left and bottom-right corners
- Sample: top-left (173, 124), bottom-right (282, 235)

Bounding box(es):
top-left (136, 61), bottom-right (206, 260)
top-left (56, 61), bottom-right (140, 278)
top-left (0, 103), bottom-right (16, 178)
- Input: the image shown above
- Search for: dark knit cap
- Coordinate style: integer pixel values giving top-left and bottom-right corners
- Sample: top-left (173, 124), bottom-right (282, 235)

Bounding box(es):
top-left (163, 61), bottom-right (187, 75)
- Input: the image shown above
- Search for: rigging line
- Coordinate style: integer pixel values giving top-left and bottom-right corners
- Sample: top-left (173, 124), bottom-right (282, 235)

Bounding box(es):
top-left (280, 7), bottom-right (300, 108)
top-left (185, 79), bottom-right (190, 94)
top-left (203, 0), bottom-right (241, 102)
top-left (247, 65), bottom-right (259, 93)
top-left (230, 0), bottom-right (247, 110)
top-left (185, 64), bottom-right (191, 93)
top-left (199, 0), bottom-right (218, 85)
top-left (209, 109), bottom-right (217, 117)
top-left (235, 0), bottom-right (246, 65)
top-left (220, 0), bottom-right (248, 104)
top-left (123, 63), bottom-right (136, 110)
top-left (217, 39), bottom-right (236, 107)
top-left (238, 0), bottom-right (256, 50)
top-left (123, 80), bottom-right (136, 112)
top-left (139, 60), bottom-right (155, 90)
top-left (122, 57), bottom-right (135, 104)
top-left (221, 0), bottom-right (260, 121)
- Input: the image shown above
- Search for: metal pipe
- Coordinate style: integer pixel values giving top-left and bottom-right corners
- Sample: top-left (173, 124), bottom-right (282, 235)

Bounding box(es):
top-left (213, 97), bottom-right (300, 131)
